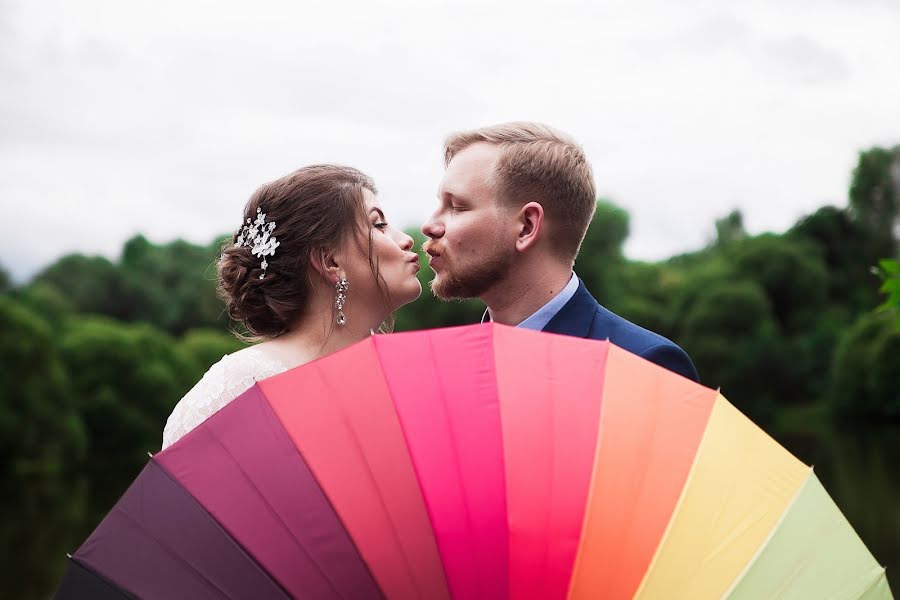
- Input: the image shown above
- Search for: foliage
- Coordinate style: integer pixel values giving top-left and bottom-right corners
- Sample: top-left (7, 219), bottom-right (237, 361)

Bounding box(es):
top-left (830, 312), bottom-right (900, 419)
top-left (727, 234), bottom-right (828, 335)
top-left (789, 205), bottom-right (883, 313)
top-left (32, 255), bottom-right (137, 321)
top-left (849, 146), bottom-right (900, 257)
top-left (679, 280), bottom-right (787, 422)
top-left (58, 317), bottom-right (195, 467)
top-left (873, 258), bottom-right (900, 328)
top-left (0, 265), bottom-right (10, 293)
top-left (713, 209), bottom-right (747, 247)
top-left (0, 297), bottom-right (86, 473)
top-left (576, 200), bottom-right (630, 307)
top-left (32, 235), bottom-right (228, 335)
top-left (177, 329), bottom-right (246, 383)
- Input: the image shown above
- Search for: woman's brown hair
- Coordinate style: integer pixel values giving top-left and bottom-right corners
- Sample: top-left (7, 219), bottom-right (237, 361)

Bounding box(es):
top-left (217, 164), bottom-right (392, 340)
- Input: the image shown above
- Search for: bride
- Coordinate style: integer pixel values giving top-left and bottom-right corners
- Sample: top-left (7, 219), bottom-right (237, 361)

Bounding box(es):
top-left (162, 164), bottom-right (422, 449)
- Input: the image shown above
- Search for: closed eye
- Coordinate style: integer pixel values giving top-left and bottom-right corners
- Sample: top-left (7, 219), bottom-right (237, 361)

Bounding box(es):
top-left (374, 221), bottom-right (388, 230)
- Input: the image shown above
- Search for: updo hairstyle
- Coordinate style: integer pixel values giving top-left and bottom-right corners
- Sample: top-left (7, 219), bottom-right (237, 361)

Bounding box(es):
top-left (217, 164), bottom-right (380, 340)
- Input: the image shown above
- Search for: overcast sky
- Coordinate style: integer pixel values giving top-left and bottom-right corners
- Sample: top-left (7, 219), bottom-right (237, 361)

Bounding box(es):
top-left (2, 0), bottom-right (899, 282)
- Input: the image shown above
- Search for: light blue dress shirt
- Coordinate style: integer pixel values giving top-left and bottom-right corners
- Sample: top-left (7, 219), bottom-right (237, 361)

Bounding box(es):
top-left (481, 272), bottom-right (579, 330)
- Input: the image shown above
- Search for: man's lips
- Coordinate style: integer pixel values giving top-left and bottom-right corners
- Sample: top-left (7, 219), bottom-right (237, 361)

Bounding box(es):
top-left (423, 243), bottom-right (444, 270)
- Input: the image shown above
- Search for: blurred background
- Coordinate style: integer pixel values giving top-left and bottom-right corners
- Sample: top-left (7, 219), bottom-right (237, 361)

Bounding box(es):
top-left (2, 0), bottom-right (899, 597)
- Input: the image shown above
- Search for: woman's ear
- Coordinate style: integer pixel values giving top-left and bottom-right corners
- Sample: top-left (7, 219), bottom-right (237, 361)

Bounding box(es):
top-left (309, 248), bottom-right (341, 283)
top-left (515, 201), bottom-right (544, 252)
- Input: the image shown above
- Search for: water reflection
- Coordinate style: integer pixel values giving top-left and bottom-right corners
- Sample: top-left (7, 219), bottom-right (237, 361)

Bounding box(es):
top-left (3, 427), bottom-right (897, 598)
top-left (1, 468), bottom-right (140, 599)
top-left (775, 424), bottom-right (900, 592)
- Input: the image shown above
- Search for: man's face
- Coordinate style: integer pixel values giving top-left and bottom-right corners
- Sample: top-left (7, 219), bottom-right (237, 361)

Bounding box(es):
top-left (421, 142), bottom-right (515, 300)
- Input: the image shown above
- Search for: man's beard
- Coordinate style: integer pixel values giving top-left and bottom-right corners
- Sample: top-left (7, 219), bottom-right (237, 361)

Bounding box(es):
top-left (430, 243), bottom-right (513, 301)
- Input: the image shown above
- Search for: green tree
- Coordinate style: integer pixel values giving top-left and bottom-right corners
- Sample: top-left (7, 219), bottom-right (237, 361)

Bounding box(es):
top-left (576, 200), bottom-right (630, 307)
top-left (10, 282), bottom-right (74, 329)
top-left (668, 256), bottom-right (740, 340)
top-left (789, 206), bottom-right (883, 313)
top-left (849, 146), bottom-right (900, 257)
top-left (119, 235), bottom-right (227, 334)
top-left (713, 209), bottom-right (747, 247)
top-left (679, 281), bottom-right (788, 423)
top-left (33, 255), bottom-right (137, 320)
top-left (728, 234), bottom-right (829, 335)
top-left (606, 261), bottom-right (687, 340)
top-left (32, 236), bottom-right (229, 336)
top-left (830, 311), bottom-right (900, 419)
top-left (59, 317), bottom-right (194, 466)
top-left (177, 328), bottom-right (245, 383)
top-left (873, 258), bottom-right (900, 328)
top-left (0, 264), bottom-right (10, 293)
top-left (0, 298), bottom-right (86, 473)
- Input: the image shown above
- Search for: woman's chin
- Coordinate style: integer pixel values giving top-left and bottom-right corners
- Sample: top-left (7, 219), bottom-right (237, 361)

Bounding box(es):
top-left (393, 280), bottom-right (422, 310)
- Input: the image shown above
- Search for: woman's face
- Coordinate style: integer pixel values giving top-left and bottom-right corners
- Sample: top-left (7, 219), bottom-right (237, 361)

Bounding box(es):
top-left (341, 189), bottom-right (421, 318)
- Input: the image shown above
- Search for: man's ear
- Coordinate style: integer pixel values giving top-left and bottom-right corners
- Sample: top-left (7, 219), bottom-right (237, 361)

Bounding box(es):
top-left (515, 202), bottom-right (544, 252)
top-left (309, 248), bottom-right (341, 283)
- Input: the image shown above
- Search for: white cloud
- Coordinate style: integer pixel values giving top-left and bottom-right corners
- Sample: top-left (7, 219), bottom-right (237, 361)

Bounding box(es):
top-left (2, 0), bottom-right (899, 281)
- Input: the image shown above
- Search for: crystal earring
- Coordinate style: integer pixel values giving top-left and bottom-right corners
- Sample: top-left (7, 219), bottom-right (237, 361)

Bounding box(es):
top-left (335, 277), bottom-right (349, 325)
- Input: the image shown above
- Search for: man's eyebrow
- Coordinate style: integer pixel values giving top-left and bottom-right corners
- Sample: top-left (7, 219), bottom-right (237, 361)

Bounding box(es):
top-left (439, 191), bottom-right (465, 201)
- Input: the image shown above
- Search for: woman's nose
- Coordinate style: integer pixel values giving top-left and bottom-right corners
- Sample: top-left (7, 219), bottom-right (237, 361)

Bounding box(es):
top-left (399, 231), bottom-right (414, 251)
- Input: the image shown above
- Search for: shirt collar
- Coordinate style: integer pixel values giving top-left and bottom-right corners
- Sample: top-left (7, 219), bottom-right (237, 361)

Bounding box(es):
top-left (481, 272), bottom-right (579, 331)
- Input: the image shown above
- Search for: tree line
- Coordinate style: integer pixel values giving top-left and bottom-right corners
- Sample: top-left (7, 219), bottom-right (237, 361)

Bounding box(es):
top-left (2, 146), bottom-right (898, 475)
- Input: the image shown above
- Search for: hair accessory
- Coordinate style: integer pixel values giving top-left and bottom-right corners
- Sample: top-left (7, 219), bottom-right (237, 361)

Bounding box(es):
top-left (335, 277), bottom-right (349, 325)
top-left (236, 207), bottom-right (280, 279)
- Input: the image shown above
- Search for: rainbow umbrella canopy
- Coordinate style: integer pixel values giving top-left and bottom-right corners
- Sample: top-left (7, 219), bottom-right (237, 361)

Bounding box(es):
top-left (55, 324), bottom-right (892, 599)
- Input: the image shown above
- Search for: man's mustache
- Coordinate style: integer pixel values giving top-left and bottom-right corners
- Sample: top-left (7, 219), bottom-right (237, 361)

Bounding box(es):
top-left (422, 241), bottom-right (442, 256)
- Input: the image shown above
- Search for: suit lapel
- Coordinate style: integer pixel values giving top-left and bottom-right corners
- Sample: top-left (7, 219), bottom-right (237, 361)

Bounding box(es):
top-left (541, 279), bottom-right (598, 338)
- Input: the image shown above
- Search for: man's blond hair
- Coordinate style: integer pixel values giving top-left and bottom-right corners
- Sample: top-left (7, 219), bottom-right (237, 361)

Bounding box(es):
top-left (443, 121), bottom-right (596, 261)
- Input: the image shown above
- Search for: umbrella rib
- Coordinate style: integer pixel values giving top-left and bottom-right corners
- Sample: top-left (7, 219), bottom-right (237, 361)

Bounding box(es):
top-left (67, 556), bottom-right (140, 599)
top-left (112, 499), bottom-right (239, 599)
top-left (599, 361), bottom-right (658, 593)
top-left (541, 339), bottom-right (556, 590)
top-left (855, 567), bottom-right (889, 600)
top-left (314, 363), bottom-right (424, 599)
top-left (205, 428), bottom-right (347, 600)
top-left (426, 333), bottom-right (482, 591)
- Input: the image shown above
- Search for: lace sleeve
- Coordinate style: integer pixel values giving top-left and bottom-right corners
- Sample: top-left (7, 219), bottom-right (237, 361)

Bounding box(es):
top-left (161, 350), bottom-right (287, 450)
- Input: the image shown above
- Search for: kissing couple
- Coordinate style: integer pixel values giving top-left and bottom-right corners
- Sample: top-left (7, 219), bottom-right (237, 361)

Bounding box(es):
top-left (162, 121), bottom-right (698, 449)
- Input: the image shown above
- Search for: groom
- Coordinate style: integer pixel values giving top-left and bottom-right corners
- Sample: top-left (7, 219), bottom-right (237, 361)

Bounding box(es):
top-left (422, 121), bottom-right (699, 382)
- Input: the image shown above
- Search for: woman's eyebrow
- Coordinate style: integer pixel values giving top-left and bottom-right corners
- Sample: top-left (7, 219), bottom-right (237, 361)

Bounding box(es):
top-left (369, 207), bottom-right (385, 219)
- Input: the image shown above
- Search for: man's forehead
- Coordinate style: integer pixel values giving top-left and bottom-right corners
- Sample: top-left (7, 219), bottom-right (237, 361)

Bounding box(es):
top-left (451, 142), bottom-right (500, 168)
top-left (440, 143), bottom-right (499, 195)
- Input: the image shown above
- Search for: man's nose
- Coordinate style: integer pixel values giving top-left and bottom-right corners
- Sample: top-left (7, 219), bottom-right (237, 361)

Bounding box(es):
top-left (422, 216), bottom-right (444, 239)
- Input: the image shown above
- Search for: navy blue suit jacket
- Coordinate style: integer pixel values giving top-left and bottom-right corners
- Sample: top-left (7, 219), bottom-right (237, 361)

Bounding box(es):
top-left (542, 279), bottom-right (699, 382)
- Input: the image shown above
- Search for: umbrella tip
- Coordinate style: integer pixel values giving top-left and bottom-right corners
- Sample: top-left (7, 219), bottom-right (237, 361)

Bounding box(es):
top-left (66, 553), bottom-right (72, 558)
top-left (147, 451), bottom-right (154, 458)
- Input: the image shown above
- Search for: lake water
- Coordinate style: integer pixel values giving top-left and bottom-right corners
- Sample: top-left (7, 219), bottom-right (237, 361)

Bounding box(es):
top-left (2, 424), bottom-right (897, 598)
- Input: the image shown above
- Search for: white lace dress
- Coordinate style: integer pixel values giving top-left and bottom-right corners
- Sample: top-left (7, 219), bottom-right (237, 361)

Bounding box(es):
top-left (161, 347), bottom-right (289, 450)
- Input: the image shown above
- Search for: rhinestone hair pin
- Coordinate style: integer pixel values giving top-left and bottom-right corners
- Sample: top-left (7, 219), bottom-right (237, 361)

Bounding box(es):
top-left (236, 207), bottom-right (280, 279)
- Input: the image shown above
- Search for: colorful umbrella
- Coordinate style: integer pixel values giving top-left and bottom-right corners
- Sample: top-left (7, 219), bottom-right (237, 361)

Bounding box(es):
top-left (55, 324), bottom-right (892, 599)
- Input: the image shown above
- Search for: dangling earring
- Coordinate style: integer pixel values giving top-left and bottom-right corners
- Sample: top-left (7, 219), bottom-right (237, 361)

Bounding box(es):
top-left (335, 277), bottom-right (349, 325)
